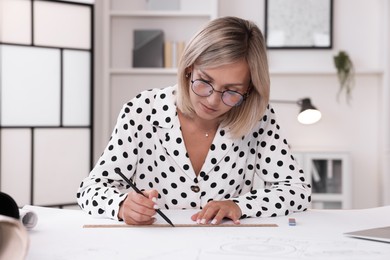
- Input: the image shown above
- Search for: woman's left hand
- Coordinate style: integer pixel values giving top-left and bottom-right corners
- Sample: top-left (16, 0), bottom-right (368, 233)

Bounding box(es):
top-left (191, 200), bottom-right (242, 225)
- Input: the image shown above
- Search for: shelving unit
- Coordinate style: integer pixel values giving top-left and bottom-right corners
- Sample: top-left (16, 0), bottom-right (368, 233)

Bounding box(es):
top-left (96, 0), bottom-right (218, 142)
top-left (293, 152), bottom-right (351, 209)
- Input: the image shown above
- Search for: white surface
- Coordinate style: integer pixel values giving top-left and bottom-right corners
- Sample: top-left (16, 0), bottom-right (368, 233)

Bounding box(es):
top-left (381, 0), bottom-right (390, 206)
top-left (0, 45), bottom-right (61, 126)
top-left (0, 0), bottom-right (32, 44)
top-left (25, 205), bottom-right (390, 259)
top-left (33, 1), bottom-right (91, 49)
top-left (33, 129), bottom-right (90, 205)
top-left (63, 50), bottom-right (91, 126)
top-left (0, 129), bottom-right (31, 207)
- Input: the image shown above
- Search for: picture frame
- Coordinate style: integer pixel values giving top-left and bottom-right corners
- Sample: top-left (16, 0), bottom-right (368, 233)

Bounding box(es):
top-left (265, 0), bottom-right (333, 49)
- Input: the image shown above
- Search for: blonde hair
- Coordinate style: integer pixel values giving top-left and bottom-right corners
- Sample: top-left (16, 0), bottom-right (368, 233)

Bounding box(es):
top-left (176, 16), bottom-right (270, 138)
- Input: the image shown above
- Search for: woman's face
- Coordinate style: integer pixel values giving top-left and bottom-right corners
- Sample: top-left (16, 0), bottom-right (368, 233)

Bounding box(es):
top-left (189, 60), bottom-right (251, 121)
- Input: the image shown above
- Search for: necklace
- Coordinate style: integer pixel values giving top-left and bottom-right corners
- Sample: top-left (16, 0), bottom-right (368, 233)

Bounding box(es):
top-left (205, 132), bottom-right (209, 137)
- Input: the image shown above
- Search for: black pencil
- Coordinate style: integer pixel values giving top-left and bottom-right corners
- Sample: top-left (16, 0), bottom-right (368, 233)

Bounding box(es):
top-left (114, 167), bottom-right (175, 227)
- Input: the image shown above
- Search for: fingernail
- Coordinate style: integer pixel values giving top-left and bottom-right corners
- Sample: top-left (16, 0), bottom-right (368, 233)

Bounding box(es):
top-left (153, 204), bottom-right (159, 210)
top-left (152, 197), bottom-right (157, 203)
top-left (211, 219), bottom-right (217, 225)
top-left (234, 220), bottom-right (241, 225)
top-left (196, 219), bottom-right (201, 224)
top-left (201, 219), bottom-right (206, 224)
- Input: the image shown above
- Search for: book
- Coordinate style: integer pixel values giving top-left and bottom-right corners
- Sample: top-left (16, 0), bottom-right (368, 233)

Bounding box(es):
top-left (164, 41), bottom-right (173, 68)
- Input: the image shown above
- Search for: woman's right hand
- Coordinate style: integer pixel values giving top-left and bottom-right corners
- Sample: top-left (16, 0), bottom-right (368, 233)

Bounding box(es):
top-left (118, 189), bottom-right (159, 225)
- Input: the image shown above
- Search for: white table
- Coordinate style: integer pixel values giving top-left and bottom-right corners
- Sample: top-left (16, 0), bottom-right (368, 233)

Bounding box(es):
top-left (25, 205), bottom-right (390, 260)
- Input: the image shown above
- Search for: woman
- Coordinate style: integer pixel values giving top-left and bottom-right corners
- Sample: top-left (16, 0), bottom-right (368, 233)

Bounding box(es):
top-left (77, 16), bottom-right (311, 225)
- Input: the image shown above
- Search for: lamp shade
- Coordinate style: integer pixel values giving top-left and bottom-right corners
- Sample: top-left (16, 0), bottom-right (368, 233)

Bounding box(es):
top-left (297, 98), bottom-right (322, 124)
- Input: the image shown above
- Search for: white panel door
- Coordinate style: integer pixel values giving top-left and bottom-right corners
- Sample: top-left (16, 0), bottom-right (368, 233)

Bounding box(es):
top-left (0, 129), bottom-right (32, 206)
top-left (0, 45), bottom-right (61, 126)
top-left (33, 129), bottom-right (90, 205)
top-left (63, 50), bottom-right (91, 126)
top-left (0, 0), bottom-right (32, 44)
top-left (33, 0), bottom-right (91, 49)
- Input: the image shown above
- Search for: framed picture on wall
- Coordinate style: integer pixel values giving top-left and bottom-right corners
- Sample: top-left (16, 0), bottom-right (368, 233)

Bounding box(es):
top-left (265, 0), bottom-right (333, 49)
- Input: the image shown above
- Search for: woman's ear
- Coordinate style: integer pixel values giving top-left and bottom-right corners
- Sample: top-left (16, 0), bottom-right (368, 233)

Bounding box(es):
top-left (185, 67), bottom-right (192, 78)
top-left (185, 66), bottom-right (193, 78)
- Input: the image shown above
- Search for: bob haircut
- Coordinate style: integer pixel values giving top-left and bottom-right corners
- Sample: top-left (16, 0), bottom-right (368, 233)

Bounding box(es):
top-left (176, 16), bottom-right (270, 138)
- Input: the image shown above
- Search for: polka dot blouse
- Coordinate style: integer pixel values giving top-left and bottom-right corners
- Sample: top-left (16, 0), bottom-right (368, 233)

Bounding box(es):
top-left (77, 85), bottom-right (311, 220)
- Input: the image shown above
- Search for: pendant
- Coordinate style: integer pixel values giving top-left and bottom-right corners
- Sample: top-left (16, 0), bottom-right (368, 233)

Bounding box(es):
top-left (205, 132), bottom-right (209, 137)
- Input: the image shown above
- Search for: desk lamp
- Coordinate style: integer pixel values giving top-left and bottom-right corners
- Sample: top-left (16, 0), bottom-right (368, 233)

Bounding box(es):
top-left (271, 98), bottom-right (322, 125)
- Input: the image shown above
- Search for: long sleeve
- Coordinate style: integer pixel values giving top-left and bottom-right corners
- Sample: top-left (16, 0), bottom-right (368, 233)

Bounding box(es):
top-left (232, 105), bottom-right (311, 218)
top-left (76, 102), bottom-right (140, 220)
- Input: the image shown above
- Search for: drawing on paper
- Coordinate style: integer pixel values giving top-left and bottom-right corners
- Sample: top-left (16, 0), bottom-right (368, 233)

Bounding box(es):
top-left (201, 237), bottom-right (390, 259)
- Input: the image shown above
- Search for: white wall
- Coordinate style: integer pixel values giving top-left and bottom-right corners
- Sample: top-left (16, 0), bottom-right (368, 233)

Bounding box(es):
top-left (220, 0), bottom-right (388, 208)
top-left (381, 0), bottom-right (390, 205)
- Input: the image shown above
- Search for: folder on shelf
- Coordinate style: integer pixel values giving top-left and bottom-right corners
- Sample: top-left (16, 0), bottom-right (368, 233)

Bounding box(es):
top-left (133, 30), bottom-right (164, 68)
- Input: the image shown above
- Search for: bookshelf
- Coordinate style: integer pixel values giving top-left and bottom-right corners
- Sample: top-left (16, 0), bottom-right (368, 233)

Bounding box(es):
top-left (96, 0), bottom-right (218, 145)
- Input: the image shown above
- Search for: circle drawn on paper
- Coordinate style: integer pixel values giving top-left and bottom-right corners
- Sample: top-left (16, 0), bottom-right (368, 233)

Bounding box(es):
top-left (219, 242), bottom-right (297, 256)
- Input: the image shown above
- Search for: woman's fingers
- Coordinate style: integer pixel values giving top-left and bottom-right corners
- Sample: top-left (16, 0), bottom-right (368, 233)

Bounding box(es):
top-left (191, 200), bottom-right (242, 225)
top-left (119, 190), bottom-right (159, 225)
top-left (122, 212), bottom-right (156, 225)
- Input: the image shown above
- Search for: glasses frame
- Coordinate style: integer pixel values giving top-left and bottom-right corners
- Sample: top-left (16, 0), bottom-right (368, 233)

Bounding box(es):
top-left (190, 78), bottom-right (249, 107)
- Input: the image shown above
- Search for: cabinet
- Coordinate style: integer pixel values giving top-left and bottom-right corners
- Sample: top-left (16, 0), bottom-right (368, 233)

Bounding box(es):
top-left (97, 0), bottom-right (218, 139)
top-left (293, 152), bottom-right (352, 209)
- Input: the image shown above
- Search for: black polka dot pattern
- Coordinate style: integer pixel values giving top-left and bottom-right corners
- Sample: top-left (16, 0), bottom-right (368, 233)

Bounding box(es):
top-left (76, 86), bottom-right (311, 220)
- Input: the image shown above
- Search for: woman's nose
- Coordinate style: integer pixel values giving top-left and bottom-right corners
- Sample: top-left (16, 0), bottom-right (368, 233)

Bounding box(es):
top-left (206, 90), bottom-right (222, 106)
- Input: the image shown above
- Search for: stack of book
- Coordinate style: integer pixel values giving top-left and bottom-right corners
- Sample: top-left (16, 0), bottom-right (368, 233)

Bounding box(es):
top-left (164, 41), bottom-right (185, 68)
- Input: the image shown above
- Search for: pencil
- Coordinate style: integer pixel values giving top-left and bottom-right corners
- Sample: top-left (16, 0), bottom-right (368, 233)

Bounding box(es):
top-left (114, 167), bottom-right (175, 227)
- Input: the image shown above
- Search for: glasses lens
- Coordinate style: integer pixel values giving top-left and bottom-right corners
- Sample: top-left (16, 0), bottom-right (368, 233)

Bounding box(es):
top-left (222, 91), bottom-right (244, 106)
top-left (191, 79), bottom-right (245, 107)
top-left (191, 80), bottom-right (213, 97)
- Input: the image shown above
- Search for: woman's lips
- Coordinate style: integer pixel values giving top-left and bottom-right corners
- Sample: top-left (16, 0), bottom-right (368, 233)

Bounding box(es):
top-left (201, 103), bottom-right (217, 113)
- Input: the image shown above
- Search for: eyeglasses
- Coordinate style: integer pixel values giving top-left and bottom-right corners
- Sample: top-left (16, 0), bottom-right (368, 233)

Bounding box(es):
top-left (190, 79), bottom-right (249, 107)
